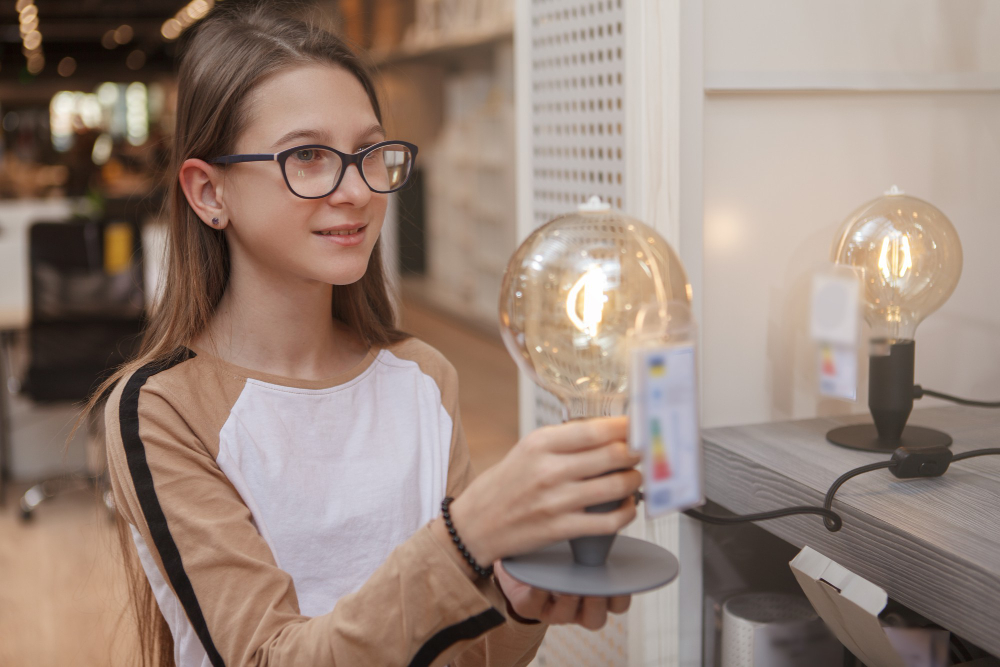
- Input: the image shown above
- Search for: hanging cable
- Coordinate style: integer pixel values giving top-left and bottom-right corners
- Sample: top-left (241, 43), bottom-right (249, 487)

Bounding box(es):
top-left (684, 505), bottom-right (843, 531)
top-left (821, 461), bottom-right (893, 530)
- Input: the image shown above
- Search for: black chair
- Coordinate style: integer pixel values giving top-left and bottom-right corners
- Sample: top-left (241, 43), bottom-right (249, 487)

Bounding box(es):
top-left (17, 218), bottom-right (145, 520)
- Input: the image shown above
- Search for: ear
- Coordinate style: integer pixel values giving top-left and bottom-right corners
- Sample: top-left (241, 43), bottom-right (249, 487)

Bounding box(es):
top-left (179, 158), bottom-right (228, 229)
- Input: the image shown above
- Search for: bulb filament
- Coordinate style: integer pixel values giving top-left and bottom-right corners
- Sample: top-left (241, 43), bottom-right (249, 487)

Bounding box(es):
top-left (878, 234), bottom-right (912, 282)
top-left (567, 265), bottom-right (608, 338)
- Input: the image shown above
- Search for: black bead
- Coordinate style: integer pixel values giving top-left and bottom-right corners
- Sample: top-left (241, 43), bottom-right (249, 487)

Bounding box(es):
top-left (440, 495), bottom-right (491, 579)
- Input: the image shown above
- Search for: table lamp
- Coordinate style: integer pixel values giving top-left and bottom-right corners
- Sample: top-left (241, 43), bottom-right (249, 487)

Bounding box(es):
top-left (826, 187), bottom-right (963, 452)
top-left (497, 197), bottom-right (687, 596)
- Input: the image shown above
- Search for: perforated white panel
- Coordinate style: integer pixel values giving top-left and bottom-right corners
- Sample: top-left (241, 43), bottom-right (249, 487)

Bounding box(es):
top-left (526, 1), bottom-right (630, 665)
top-left (529, 0), bottom-right (628, 431)
top-left (531, 0), bottom-right (627, 227)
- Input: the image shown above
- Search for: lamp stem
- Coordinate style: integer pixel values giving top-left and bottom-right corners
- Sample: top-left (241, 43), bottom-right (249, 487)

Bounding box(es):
top-left (868, 339), bottom-right (915, 442)
top-left (827, 339), bottom-right (952, 450)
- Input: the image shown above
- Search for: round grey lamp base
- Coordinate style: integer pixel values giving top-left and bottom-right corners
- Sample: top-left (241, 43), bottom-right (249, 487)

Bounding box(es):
top-left (826, 424), bottom-right (952, 452)
top-left (501, 536), bottom-right (679, 597)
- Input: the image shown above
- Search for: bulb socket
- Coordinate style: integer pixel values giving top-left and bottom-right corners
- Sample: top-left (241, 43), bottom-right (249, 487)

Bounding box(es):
top-left (868, 339), bottom-right (915, 442)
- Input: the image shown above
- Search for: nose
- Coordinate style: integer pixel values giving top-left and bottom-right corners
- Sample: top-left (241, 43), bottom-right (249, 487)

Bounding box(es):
top-left (327, 162), bottom-right (372, 207)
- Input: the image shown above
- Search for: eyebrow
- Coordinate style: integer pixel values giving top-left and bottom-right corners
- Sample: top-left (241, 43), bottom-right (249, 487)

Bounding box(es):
top-left (269, 123), bottom-right (387, 151)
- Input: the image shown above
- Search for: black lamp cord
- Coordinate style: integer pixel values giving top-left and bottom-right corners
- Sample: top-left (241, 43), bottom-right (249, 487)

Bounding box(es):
top-left (678, 386), bottom-right (1000, 531)
top-left (914, 384), bottom-right (1000, 408)
top-left (675, 446), bottom-right (1000, 533)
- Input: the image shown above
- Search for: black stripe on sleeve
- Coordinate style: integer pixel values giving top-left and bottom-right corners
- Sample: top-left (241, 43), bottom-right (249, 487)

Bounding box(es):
top-left (407, 607), bottom-right (505, 667)
top-left (118, 349), bottom-right (227, 667)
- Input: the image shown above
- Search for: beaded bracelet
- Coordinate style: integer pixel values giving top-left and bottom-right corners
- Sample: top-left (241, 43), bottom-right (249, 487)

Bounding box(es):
top-left (441, 496), bottom-right (494, 579)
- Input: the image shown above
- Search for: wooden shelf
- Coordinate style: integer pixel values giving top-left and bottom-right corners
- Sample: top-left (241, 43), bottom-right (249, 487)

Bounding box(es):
top-left (371, 25), bottom-right (513, 67)
top-left (701, 406), bottom-right (1000, 655)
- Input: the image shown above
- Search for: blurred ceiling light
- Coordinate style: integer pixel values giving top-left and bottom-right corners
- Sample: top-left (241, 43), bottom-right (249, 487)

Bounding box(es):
top-left (57, 56), bottom-right (76, 77)
top-left (97, 82), bottom-right (120, 105)
top-left (162, 0), bottom-right (214, 40)
top-left (92, 132), bottom-right (113, 165)
top-left (102, 29), bottom-right (118, 49)
top-left (161, 18), bottom-right (182, 40)
top-left (27, 52), bottom-right (44, 74)
top-left (23, 30), bottom-right (42, 51)
top-left (50, 91), bottom-right (75, 151)
top-left (79, 93), bottom-right (102, 128)
top-left (18, 3), bottom-right (37, 21)
top-left (114, 24), bottom-right (134, 45)
top-left (188, 0), bottom-right (211, 19)
top-left (19, 0), bottom-right (43, 69)
top-left (126, 49), bottom-right (146, 70)
top-left (125, 82), bottom-right (148, 146)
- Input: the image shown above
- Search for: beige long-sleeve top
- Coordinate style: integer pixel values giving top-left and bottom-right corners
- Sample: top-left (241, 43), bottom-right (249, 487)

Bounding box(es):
top-left (104, 337), bottom-right (546, 667)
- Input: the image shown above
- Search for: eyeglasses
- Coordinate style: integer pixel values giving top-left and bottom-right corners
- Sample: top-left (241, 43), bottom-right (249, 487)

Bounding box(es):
top-left (208, 140), bottom-right (418, 199)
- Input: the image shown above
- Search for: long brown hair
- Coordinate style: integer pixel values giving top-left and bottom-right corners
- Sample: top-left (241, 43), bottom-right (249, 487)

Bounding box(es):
top-left (80, 4), bottom-right (409, 665)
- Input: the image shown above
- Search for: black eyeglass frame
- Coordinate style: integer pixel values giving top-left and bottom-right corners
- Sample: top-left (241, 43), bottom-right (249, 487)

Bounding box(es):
top-left (207, 140), bottom-right (419, 199)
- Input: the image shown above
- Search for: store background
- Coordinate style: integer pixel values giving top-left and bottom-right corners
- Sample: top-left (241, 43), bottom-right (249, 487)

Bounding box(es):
top-left (1, 0), bottom-right (998, 665)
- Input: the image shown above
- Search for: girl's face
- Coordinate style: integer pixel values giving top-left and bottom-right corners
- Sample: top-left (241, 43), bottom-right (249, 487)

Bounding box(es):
top-left (221, 64), bottom-right (387, 286)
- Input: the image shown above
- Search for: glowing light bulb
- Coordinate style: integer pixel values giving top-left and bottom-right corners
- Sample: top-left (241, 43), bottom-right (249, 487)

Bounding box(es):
top-left (499, 199), bottom-right (690, 419)
top-left (833, 189), bottom-right (961, 343)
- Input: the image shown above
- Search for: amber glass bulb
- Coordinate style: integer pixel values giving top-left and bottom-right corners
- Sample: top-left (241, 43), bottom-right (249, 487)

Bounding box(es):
top-left (499, 199), bottom-right (691, 419)
top-left (832, 188), bottom-right (962, 343)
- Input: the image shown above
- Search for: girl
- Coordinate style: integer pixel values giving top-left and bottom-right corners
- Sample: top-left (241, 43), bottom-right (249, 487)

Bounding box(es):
top-left (90, 4), bottom-right (641, 666)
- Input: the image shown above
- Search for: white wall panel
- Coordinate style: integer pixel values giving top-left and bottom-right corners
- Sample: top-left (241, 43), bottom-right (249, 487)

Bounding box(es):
top-left (700, 1), bottom-right (1000, 429)
top-left (705, 0), bottom-right (1000, 77)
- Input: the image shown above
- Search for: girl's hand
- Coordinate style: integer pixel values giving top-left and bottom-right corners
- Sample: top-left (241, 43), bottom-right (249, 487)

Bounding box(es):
top-left (445, 416), bottom-right (641, 567)
top-left (494, 561), bottom-right (631, 629)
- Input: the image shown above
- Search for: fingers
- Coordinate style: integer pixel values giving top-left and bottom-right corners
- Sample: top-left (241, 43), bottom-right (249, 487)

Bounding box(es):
top-left (577, 596), bottom-right (609, 630)
top-left (608, 595), bottom-right (631, 614)
top-left (543, 593), bottom-right (582, 625)
top-left (565, 469), bottom-right (642, 511)
top-left (557, 494), bottom-right (638, 539)
top-left (541, 594), bottom-right (628, 629)
top-left (536, 416), bottom-right (629, 453)
top-left (563, 441), bottom-right (640, 480)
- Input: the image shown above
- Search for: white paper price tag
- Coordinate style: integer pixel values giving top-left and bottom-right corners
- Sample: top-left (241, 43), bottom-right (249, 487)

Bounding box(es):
top-left (811, 269), bottom-right (861, 401)
top-left (630, 342), bottom-right (703, 518)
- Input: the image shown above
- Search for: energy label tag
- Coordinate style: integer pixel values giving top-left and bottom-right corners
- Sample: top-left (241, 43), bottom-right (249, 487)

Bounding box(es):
top-left (810, 269), bottom-right (861, 401)
top-left (629, 343), bottom-right (703, 518)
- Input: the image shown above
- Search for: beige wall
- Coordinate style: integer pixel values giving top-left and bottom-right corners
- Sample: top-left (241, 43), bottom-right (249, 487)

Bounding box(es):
top-left (700, 0), bottom-right (1000, 428)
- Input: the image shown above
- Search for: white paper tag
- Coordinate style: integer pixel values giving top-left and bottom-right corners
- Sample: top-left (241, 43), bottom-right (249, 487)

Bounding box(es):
top-left (811, 270), bottom-right (861, 401)
top-left (810, 270), bottom-right (860, 346)
top-left (629, 343), bottom-right (702, 518)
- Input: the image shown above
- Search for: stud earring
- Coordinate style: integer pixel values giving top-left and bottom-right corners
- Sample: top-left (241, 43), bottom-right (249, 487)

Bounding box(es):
top-left (211, 217), bottom-right (220, 226)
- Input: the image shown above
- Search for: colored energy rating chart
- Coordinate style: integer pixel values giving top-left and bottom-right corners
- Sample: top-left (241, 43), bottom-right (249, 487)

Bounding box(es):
top-left (631, 343), bottom-right (702, 518)
top-left (649, 419), bottom-right (672, 481)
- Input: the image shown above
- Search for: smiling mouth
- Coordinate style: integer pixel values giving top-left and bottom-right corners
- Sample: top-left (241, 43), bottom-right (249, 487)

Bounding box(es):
top-left (315, 226), bottom-right (365, 236)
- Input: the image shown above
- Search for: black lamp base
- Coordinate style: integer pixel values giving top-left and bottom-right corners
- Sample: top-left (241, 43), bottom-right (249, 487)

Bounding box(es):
top-left (826, 424), bottom-right (952, 452)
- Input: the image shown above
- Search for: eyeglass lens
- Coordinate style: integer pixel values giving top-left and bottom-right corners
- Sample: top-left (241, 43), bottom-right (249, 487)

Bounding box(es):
top-left (284, 144), bottom-right (413, 197)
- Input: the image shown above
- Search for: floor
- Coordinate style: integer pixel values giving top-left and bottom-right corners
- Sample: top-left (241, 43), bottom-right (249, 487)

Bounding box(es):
top-left (0, 300), bottom-right (519, 666)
